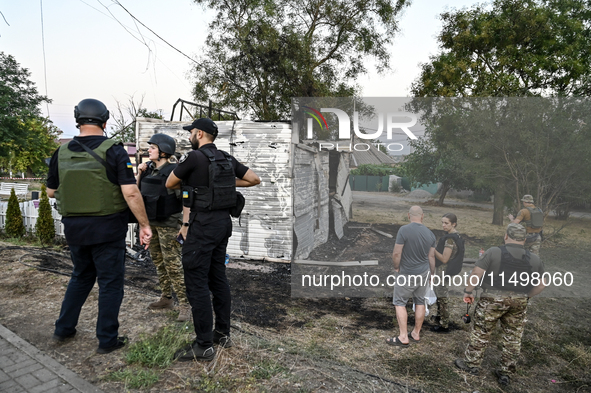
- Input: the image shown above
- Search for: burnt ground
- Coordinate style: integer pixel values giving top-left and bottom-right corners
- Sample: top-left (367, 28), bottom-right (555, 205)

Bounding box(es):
top-left (1, 217), bottom-right (591, 392)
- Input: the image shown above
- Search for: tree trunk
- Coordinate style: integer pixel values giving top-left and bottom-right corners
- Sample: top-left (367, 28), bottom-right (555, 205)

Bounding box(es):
top-left (492, 182), bottom-right (505, 225)
top-left (438, 182), bottom-right (451, 206)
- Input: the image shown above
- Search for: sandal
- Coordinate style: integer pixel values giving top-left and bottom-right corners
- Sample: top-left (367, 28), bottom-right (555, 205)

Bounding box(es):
top-left (385, 337), bottom-right (409, 347)
top-left (408, 332), bottom-right (420, 343)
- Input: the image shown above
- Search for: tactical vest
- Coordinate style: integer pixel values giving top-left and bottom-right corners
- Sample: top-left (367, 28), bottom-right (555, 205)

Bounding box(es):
top-left (485, 246), bottom-right (533, 293)
top-left (55, 139), bottom-right (127, 217)
top-left (191, 148), bottom-right (237, 211)
top-left (139, 162), bottom-right (182, 221)
top-left (524, 206), bottom-right (544, 229)
top-left (435, 233), bottom-right (465, 276)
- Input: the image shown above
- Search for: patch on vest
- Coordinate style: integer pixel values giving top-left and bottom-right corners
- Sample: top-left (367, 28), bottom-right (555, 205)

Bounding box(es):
top-left (179, 153), bottom-right (189, 164)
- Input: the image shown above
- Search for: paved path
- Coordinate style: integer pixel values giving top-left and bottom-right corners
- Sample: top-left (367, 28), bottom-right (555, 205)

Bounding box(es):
top-left (0, 324), bottom-right (104, 393)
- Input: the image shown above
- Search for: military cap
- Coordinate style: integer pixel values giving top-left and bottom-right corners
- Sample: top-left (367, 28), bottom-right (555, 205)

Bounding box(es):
top-left (521, 195), bottom-right (534, 203)
top-left (507, 223), bottom-right (527, 241)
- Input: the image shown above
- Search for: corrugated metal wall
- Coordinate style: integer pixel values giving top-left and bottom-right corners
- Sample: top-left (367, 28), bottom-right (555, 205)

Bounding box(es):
top-left (292, 145), bottom-right (330, 259)
top-left (137, 119), bottom-right (293, 261)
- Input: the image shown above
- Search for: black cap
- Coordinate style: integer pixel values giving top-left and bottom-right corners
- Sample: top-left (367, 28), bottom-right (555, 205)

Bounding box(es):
top-left (182, 118), bottom-right (218, 136)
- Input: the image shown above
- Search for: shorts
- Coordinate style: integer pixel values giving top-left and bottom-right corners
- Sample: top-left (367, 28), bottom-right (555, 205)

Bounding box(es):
top-left (392, 270), bottom-right (430, 307)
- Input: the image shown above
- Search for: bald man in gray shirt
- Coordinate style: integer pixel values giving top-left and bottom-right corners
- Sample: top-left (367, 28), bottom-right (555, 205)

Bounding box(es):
top-left (387, 206), bottom-right (436, 347)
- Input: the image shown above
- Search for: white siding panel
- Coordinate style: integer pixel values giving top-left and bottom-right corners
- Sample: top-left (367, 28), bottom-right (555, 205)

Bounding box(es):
top-left (137, 119), bottom-right (293, 261)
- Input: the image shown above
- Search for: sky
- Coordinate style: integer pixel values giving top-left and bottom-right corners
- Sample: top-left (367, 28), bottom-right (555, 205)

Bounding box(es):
top-left (1, 0), bottom-right (481, 138)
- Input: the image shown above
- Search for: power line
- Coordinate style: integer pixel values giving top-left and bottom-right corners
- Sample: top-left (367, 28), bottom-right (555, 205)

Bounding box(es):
top-left (39, 0), bottom-right (50, 117)
top-left (111, 0), bottom-right (200, 66)
top-left (0, 11), bottom-right (10, 26)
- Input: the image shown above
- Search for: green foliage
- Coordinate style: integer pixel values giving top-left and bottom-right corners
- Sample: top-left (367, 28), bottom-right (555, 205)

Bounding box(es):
top-left (0, 52), bottom-right (58, 175)
top-left (35, 184), bottom-right (55, 244)
top-left (125, 323), bottom-right (192, 368)
top-left (389, 182), bottom-right (401, 193)
top-left (409, 0), bottom-right (591, 217)
top-left (107, 368), bottom-right (160, 390)
top-left (411, 0), bottom-right (591, 97)
top-left (402, 131), bottom-right (474, 204)
top-left (191, 0), bottom-right (411, 120)
top-left (4, 188), bottom-right (25, 238)
top-left (350, 164), bottom-right (401, 177)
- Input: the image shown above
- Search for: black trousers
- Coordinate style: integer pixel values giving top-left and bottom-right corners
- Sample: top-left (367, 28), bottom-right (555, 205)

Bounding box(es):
top-left (182, 216), bottom-right (232, 347)
top-left (54, 238), bottom-right (126, 349)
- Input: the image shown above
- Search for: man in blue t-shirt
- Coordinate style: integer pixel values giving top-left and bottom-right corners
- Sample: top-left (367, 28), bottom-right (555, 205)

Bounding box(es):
top-left (387, 206), bottom-right (436, 348)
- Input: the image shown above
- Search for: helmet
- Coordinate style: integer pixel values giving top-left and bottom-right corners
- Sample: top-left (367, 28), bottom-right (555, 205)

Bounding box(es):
top-left (148, 133), bottom-right (176, 156)
top-left (74, 99), bottom-right (110, 126)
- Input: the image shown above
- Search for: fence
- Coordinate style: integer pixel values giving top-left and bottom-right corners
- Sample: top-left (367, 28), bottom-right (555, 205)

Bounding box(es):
top-left (349, 175), bottom-right (390, 192)
top-left (0, 199), bottom-right (136, 247)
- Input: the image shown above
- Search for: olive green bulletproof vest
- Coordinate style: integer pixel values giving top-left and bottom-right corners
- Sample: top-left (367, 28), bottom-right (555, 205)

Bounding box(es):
top-left (524, 206), bottom-right (544, 229)
top-left (55, 139), bottom-right (128, 217)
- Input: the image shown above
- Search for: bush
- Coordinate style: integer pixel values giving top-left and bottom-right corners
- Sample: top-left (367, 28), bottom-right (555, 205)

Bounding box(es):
top-left (389, 182), bottom-right (402, 193)
top-left (350, 164), bottom-right (402, 177)
top-left (35, 184), bottom-right (55, 244)
top-left (5, 188), bottom-right (25, 238)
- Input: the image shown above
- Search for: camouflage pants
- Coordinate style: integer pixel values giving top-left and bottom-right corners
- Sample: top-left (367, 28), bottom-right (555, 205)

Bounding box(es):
top-left (434, 264), bottom-right (450, 328)
top-left (525, 233), bottom-right (541, 255)
top-left (464, 295), bottom-right (528, 374)
top-left (149, 226), bottom-right (188, 305)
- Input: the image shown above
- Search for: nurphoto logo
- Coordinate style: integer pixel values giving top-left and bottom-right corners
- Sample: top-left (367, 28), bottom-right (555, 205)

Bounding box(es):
top-left (296, 98), bottom-right (421, 152)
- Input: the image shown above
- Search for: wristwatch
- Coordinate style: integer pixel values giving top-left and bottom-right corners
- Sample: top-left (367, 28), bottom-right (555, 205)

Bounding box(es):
top-left (182, 222), bottom-right (190, 227)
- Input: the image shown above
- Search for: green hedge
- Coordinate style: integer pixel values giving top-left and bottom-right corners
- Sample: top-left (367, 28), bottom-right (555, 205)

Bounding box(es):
top-left (350, 164), bottom-right (402, 177)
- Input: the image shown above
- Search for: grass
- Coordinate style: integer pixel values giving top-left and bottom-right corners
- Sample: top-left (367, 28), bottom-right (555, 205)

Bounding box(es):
top-left (125, 322), bottom-right (193, 368)
top-left (107, 367), bottom-right (160, 390)
top-left (250, 359), bottom-right (289, 379)
top-left (0, 235), bottom-right (66, 250)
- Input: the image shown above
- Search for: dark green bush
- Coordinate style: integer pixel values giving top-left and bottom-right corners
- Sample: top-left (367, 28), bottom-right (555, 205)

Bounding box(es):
top-left (5, 188), bottom-right (25, 238)
top-left (35, 184), bottom-right (55, 244)
top-left (350, 164), bottom-right (402, 177)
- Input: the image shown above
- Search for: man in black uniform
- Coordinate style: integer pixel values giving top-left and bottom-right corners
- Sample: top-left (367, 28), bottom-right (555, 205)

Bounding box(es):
top-left (47, 98), bottom-right (152, 354)
top-left (166, 118), bottom-right (260, 361)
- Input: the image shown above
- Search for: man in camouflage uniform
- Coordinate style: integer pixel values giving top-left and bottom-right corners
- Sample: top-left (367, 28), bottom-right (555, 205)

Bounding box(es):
top-left (508, 194), bottom-right (543, 255)
top-left (454, 223), bottom-right (545, 386)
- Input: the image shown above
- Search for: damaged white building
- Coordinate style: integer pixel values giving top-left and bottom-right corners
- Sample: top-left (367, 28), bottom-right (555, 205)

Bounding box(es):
top-left (136, 118), bottom-right (353, 262)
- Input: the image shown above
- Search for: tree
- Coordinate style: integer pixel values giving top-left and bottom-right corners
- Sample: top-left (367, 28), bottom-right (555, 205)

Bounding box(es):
top-left (4, 188), bottom-right (25, 238)
top-left (409, 0), bottom-right (591, 224)
top-left (0, 117), bottom-right (60, 177)
top-left (109, 94), bottom-right (163, 143)
top-left (35, 184), bottom-right (55, 244)
top-left (403, 134), bottom-right (474, 206)
top-left (0, 52), bottom-right (58, 176)
top-left (411, 0), bottom-right (591, 98)
top-left (191, 0), bottom-right (411, 120)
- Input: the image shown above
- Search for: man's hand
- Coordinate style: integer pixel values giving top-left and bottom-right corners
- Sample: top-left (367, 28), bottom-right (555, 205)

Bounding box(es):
top-left (139, 225), bottom-right (152, 249)
top-left (178, 225), bottom-right (188, 241)
top-left (463, 293), bottom-right (474, 304)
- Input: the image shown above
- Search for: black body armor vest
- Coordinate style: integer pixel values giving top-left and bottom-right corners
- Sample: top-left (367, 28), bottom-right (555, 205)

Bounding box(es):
top-left (486, 246), bottom-right (533, 293)
top-left (191, 148), bottom-right (237, 211)
top-left (139, 162), bottom-right (182, 221)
